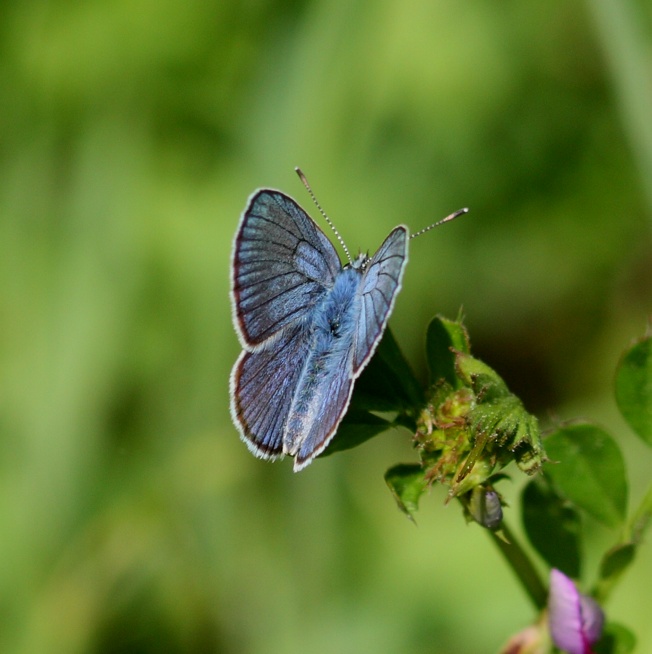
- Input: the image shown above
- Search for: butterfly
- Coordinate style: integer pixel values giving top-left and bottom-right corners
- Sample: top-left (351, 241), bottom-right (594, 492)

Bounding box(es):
top-left (230, 170), bottom-right (466, 471)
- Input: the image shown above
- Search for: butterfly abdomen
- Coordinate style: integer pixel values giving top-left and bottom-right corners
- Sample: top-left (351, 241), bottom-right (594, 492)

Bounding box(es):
top-left (283, 268), bottom-right (360, 456)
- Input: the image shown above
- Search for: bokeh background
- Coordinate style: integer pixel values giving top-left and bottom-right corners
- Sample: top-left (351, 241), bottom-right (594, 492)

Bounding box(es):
top-left (1, 1), bottom-right (651, 652)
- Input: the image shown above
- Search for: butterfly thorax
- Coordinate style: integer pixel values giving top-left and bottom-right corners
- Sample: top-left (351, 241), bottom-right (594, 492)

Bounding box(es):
top-left (313, 266), bottom-right (361, 344)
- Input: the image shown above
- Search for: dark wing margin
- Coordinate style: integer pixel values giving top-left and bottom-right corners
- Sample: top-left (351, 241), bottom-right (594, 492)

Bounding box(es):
top-left (353, 226), bottom-right (408, 373)
top-left (231, 190), bottom-right (342, 348)
top-left (230, 323), bottom-right (311, 460)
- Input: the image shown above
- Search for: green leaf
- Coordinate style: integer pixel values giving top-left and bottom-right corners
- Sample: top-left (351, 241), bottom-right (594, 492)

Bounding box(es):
top-left (615, 336), bottom-right (652, 447)
top-left (594, 484), bottom-right (652, 602)
top-left (455, 352), bottom-right (511, 399)
top-left (543, 424), bottom-right (627, 529)
top-left (593, 623), bottom-right (637, 654)
top-left (522, 477), bottom-right (581, 577)
top-left (352, 327), bottom-right (423, 413)
top-left (385, 463), bottom-right (426, 520)
top-left (600, 543), bottom-right (636, 579)
top-left (322, 411), bottom-right (392, 457)
top-left (426, 316), bottom-right (470, 387)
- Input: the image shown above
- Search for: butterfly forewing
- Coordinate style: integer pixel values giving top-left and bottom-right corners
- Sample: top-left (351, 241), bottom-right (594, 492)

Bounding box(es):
top-left (232, 191), bottom-right (342, 348)
top-left (353, 226), bottom-right (408, 373)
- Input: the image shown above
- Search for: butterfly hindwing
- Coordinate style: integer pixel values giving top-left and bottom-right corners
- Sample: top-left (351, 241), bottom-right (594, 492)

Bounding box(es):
top-left (230, 323), bottom-right (312, 459)
top-left (232, 190), bottom-right (342, 348)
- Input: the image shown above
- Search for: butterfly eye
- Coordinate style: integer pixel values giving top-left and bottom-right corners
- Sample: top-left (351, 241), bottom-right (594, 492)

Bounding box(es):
top-left (350, 253), bottom-right (370, 271)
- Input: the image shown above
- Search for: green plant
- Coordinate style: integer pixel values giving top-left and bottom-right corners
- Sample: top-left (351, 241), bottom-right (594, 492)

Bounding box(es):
top-left (322, 316), bottom-right (652, 653)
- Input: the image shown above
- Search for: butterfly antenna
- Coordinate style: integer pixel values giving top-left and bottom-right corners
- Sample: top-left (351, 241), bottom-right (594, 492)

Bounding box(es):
top-left (410, 207), bottom-right (469, 240)
top-left (295, 167), bottom-right (353, 264)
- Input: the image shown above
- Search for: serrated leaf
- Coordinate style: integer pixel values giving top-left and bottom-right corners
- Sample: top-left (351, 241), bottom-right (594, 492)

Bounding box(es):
top-left (543, 424), bottom-right (627, 529)
top-left (321, 410), bottom-right (392, 457)
top-left (457, 357), bottom-right (545, 476)
top-left (522, 477), bottom-right (581, 577)
top-left (615, 336), bottom-right (652, 447)
top-left (385, 463), bottom-right (426, 520)
top-left (426, 316), bottom-right (470, 387)
top-left (469, 397), bottom-right (543, 471)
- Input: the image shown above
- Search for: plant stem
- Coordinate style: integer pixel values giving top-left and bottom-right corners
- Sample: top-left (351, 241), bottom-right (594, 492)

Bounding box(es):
top-left (627, 481), bottom-right (652, 544)
top-left (593, 482), bottom-right (652, 602)
top-left (488, 520), bottom-right (547, 610)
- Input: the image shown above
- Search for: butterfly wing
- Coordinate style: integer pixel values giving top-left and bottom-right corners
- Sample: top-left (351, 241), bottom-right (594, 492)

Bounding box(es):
top-left (292, 355), bottom-right (354, 471)
top-left (353, 226), bottom-right (408, 373)
top-left (285, 228), bottom-right (408, 470)
top-left (283, 316), bottom-right (357, 472)
top-left (230, 323), bottom-right (312, 459)
top-left (232, 190), bottom-right (342, 348)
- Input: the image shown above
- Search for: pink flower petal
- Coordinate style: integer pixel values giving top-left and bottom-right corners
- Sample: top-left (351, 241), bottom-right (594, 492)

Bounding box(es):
top-left (580, 595), bottom-right (605, 645)
top-left (548, 569), bottom-right (604, 654)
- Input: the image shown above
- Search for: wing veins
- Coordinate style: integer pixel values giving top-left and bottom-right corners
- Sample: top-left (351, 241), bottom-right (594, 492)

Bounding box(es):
top-left (239, 280), bottom-right (321, 313)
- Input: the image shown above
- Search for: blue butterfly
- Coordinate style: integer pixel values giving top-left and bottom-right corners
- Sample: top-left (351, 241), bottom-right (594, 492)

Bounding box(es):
top-left (230, 171), bottom-right (465, 471)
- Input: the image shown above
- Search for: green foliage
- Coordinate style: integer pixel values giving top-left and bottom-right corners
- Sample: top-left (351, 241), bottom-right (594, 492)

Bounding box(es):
top-left (594, 484), bottom-right (652, 601)
top-left (343, 317), bottom-right (652, 650)
top-left (514, 328), bottom-right (652, 652)
top-left (597, 543), bottom-right (636, 596)
top-left (543, 424), bottom-right (627, 530)
top-left (331, 316), bottom-right (546, 527)
top-left (418, 317), bottom-right (545, 499)
top-left (1, 0), bottom-right (651, 652)
top-left (321, 410), bottom-right (392, 456)
top-left (522, 476), bottom-right (582, 577)
top-left (594, 623), bottom-right (637, 654)
top-left (425, 313), bottom-right (470, 387)
top-left (615, 335), bottom-right (652, 447)
top-left (456, 352), bottom-right (544, 477)
top-left (384, 464), bottom-right (426, 521)
top-left (349, 326), bottom-right (424, 413)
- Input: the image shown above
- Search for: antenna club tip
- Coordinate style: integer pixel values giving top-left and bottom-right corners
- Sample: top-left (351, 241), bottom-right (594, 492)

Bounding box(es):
top-left (449, 207), bottom-right (469, 220)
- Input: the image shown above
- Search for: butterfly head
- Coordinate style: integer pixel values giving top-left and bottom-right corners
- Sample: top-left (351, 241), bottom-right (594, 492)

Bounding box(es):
top-left (346, 252), bottom-right (371, 272)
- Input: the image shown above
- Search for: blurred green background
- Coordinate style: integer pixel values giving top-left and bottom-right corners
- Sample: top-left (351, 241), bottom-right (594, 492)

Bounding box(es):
top-left (1, 1), bottom-right (651, 652)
